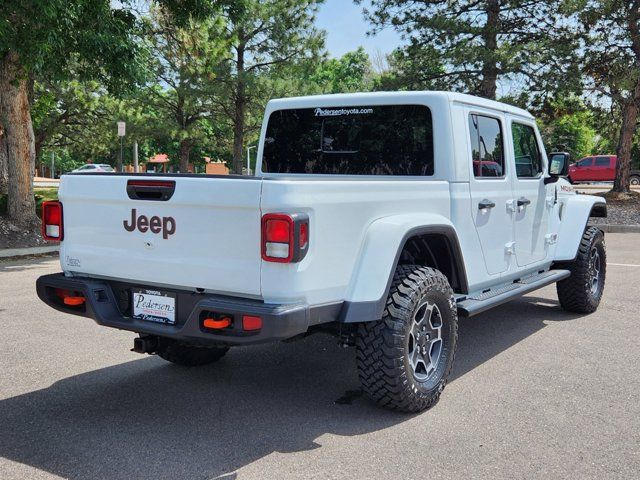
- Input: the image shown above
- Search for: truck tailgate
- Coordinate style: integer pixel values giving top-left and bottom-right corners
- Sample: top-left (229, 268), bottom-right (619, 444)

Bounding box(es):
top-left (58, 174), bottom-right (263, 297)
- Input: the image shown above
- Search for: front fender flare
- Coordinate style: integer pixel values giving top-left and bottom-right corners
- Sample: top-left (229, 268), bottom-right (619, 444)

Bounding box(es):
top-left (555, 195), bottom-right (606, 261)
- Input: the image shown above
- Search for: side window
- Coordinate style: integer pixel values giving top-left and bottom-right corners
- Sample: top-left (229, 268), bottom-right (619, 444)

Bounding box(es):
top-left (575, 158), bottom-right (593, 167)
top-left (511, 123), bottom-right (543, 178)
top-left (468, 114), bottom-right (504, 178)
top-left (594, 156), bottom-right (610, 166)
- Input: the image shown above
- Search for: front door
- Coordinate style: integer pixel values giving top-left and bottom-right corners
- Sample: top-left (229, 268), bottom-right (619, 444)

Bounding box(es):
top-left (574, 157), bottom-right (593, 181)
top-left (467, 110), bottom-right (514, 275)
top-left (508, 119), bottom-right (551, 267)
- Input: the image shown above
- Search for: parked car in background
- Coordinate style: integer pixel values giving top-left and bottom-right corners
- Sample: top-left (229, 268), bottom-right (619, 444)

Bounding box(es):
top-left (472, 159), bottom-right (502, 177)
top-left (71, 164), bottom-right (115, 173)
top-left (568, 155), bottom-right (640, 185)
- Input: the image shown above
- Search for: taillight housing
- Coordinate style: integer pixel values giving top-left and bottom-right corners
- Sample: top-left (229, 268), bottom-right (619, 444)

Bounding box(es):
top-left (42, 201), bottom-right (63, 241)
top-left (261, 213), bottom-right (309, 263)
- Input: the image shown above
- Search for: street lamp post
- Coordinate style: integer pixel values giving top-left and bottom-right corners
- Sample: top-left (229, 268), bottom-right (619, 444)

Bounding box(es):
top-left (133, 140), bottom-right (139, 173)
top-left (246, 145), bottom-right (256, 176)
top-left (117, 121), bottom-right (126, 172)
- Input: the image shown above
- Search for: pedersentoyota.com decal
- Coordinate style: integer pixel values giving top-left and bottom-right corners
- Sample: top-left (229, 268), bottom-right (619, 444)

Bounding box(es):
top-left (314, 107), bottom-right (374, 117)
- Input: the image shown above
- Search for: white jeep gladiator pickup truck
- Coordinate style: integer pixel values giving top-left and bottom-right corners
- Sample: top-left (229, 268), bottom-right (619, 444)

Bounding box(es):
top-left (37, 92), bottom-right (607, 412)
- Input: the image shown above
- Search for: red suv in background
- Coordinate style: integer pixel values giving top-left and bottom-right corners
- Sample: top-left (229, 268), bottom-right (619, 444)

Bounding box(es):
top-left (568, 155), bottom-right (640, 185)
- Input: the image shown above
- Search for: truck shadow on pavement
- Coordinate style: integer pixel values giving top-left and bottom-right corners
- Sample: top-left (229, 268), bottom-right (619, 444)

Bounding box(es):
top-left (0, 295), bottom-right (583, 479)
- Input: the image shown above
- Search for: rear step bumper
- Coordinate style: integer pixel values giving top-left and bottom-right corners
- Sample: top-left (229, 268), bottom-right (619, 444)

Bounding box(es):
top-left (36, 273), bottom-right (310, 346)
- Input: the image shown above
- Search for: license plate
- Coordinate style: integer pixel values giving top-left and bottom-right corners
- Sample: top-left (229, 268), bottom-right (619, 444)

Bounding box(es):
top-left (132, 289), bottom-right (176, 325)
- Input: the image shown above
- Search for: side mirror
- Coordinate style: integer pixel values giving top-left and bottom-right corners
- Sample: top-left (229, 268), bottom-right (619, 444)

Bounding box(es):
top-left (545, 152), bottom-right (570, 184)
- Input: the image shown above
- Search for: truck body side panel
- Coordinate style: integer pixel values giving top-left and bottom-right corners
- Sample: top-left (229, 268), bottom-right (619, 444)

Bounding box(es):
top-left (259, 179), bottom-right (452, 306)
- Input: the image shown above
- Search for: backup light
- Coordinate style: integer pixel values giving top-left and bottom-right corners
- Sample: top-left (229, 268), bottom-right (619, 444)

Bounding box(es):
top-left (261, 213), bottom-right (309, 263)
top-left (42, 201), bottom-right (63, 241)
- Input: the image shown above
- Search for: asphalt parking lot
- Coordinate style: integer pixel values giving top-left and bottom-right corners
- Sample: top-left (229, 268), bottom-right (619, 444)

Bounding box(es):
top-left (1, 233), bottom-right (639, 480)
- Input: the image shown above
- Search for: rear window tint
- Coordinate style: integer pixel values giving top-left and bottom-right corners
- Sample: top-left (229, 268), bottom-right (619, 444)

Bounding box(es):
top-left (262, 105), bottom-right (434, 175)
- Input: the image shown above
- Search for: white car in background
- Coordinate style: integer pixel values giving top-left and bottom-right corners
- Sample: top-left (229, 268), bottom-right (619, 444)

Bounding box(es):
top-left (71, 164), bottom-right (115, 173)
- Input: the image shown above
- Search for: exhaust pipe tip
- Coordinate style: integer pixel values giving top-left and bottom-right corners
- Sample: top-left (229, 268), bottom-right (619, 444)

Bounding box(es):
top-left (132, 335), bottom-right (158, 354)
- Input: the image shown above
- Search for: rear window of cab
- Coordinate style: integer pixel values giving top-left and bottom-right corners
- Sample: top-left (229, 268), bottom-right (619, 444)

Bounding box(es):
top-left (262, 105), bottom-right (434, 175)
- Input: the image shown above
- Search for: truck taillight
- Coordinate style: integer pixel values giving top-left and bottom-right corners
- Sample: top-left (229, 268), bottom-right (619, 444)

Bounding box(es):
top-left (261, 213), bottom-right (309, 263)
top-left (42, 201), bottom-right (63, 241)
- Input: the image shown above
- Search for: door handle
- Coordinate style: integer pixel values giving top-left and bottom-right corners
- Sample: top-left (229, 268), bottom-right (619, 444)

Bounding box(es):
top-left (517, 197), bottom-right (531, 207)
top-left (478, 199), bottom-right (496, 210)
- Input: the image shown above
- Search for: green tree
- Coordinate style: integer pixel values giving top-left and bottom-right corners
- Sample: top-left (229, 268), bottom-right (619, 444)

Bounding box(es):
top-left (371, 45), bottom-right (446, 91)
top-left (143, 9), bottom-right (229, 172)
top-left (220, 0), bottom-right (324, 173)
top-left (31, 79), bottom-right (106, 168)
top-left (361, 0), bottom-right (573, 100)
top-left (578, 0), bottom-right (640, 193)
top-left (0, 0), bottom-right (221, 225)
top-left (541, 110), bottom-right (597, 160)
top-left (309, 48), bottom-right (374, 93)
top-left (0, 1), bottom-right (142, 225)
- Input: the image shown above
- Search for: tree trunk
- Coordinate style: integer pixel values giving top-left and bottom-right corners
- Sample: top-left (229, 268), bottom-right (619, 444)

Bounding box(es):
top-left (0, 121), bottom-right (8, 196)
top-left (0, 52), bottom-right (38, 226)
top-left (232, 43), bottom-right (246, 175)
top-left (613, 97), bottom-right (638, 193)
top-left (615, 4), bottom-right (640, 193)
top-left (179, 138), bottom-right (191, 173)
top-left (479, 0), bottom-right (500, 100)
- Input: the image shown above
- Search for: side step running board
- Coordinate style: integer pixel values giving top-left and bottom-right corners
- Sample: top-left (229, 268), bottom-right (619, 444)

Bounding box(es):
top-left (456, 269), bottom-right (571, 317)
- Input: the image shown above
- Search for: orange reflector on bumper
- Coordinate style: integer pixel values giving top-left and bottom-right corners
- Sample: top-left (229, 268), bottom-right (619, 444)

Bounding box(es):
top-left (203, 317), bottom-right (231, 329)
top-left (63, 296), bottom-right (85, 306)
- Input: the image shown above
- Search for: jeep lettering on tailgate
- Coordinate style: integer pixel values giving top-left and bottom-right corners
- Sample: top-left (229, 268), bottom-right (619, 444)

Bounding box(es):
top-left (123, 209), bottom-right (176, 239)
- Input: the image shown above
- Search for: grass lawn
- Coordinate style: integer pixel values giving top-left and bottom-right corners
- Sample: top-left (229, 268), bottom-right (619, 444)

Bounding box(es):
top-left (35, 187), bottom-right (59, 201)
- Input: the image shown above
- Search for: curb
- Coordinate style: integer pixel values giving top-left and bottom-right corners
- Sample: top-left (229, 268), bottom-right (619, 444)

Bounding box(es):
top-left (0, 245), bottom-right (59, 259)
top-left (590, 224), bottom-right (640, 233)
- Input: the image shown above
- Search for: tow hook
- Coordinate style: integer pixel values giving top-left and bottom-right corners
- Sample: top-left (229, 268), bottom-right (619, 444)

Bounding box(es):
top-left (132, 335), bottom-right (159, 354)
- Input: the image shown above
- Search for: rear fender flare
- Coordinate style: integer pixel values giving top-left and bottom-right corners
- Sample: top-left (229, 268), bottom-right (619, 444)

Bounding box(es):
top-left (339, 214), bottom-right (467, 323)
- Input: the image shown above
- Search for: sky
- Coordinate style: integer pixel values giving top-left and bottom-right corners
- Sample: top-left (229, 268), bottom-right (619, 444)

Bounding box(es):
top-left (315, 0), bottom-right (403, 59)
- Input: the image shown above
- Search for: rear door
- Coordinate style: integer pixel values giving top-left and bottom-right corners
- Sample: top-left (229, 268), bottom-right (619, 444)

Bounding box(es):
top-left (466, 109), bottom-right (514, 275)
top-left (593, 156), bottom-right (614, 181)
top-left (507, 118), bottom-right (551, 267)
top-left (59, 174), bottom-right (263, 296)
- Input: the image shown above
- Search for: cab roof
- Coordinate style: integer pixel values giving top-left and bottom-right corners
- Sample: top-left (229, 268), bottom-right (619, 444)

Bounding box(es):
top-left (266, 91), bottom-right (533, 120)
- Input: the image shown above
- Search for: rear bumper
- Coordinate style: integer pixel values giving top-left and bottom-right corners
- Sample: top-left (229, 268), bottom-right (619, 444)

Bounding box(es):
top-left (36, 273), bottom-right (310, 346)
